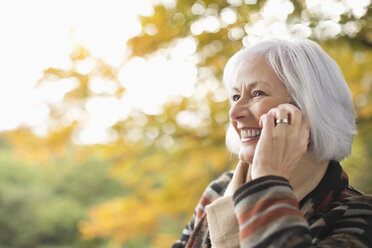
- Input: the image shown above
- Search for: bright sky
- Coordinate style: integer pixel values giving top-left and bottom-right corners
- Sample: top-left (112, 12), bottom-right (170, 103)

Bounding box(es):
top-left (0, 0), bottom-right (142, 130)
top-left (0, 0), bottom-right (369, 144)
top-left (0, 0), bottom-right (199, 143)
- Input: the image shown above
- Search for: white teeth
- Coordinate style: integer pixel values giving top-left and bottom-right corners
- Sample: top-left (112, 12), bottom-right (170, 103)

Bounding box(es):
top-left (241, 130), bottom-right (247, 137)
top-left (241, 129), bottom-right (261, 138)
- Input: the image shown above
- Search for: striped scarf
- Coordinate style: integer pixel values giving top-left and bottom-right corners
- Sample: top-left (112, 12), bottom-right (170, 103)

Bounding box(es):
top-left (172, 160), bottom-right (372, 248)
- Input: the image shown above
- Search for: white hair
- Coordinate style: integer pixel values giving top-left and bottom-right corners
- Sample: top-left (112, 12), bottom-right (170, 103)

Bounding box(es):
top-left (223, 38), bottom-right (356, 162)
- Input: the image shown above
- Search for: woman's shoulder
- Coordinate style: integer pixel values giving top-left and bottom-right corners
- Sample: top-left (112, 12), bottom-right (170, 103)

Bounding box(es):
top-left (340, 193), bottom-right (372, 207)
top-left (329, 194), bottom-right (372, 243)
top-left (338, 184), bottom-right (372, 206)
top-left (320, 186), bottom-right (372, 219)
top-left (319, 191), bottom-right (372, 230)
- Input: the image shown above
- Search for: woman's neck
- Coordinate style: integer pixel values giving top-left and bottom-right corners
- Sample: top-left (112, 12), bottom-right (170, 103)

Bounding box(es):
top-left (289, 153), bottom-right (329, 201)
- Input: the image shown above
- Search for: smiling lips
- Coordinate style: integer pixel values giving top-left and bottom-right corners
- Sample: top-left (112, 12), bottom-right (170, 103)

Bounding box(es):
top-left (241, 129), bottom-right (261, 142)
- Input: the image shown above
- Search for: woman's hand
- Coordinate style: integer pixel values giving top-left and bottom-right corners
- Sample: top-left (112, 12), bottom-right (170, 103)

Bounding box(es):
top-left (250, 103), bottom-right (310, 180)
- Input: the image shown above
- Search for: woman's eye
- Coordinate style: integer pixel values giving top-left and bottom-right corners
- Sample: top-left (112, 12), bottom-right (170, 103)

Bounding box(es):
top-left (252, 90), bottom-right (265, 98)
top-left (232, 94), bottom-right (240, 101)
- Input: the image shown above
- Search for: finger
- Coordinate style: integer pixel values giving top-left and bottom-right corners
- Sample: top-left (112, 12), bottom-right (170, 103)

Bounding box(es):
top-left (280, 104), bottom-right (310, 144)
top-left (277, 103), bottom-right (302, 126)
top-left (259, 113), bottom-right (275, 137)
top-left (246, 161), bottom-right (252, 182)
top-left (279, 103), bottom-right (301, 111)
top-left (268, 107), bottom-right (289, 126)
top-left (301, 114), bottom-right (311, 142)
top-left (301, 113), bottom-right (310, 130)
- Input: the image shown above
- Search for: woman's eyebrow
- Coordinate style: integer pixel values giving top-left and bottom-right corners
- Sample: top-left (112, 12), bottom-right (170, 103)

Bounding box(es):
top-left (232, 81), bottom-right (269, 92)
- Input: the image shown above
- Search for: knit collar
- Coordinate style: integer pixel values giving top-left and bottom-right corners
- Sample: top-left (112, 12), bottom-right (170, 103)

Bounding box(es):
top-left (299, 160), bottom-right (349, 220)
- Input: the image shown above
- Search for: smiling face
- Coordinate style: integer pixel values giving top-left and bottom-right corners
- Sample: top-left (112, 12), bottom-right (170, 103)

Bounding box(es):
top-left (229, 55), bottom-right (291, 163)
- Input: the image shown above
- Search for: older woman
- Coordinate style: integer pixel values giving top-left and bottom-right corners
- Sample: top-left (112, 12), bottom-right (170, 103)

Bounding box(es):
top-left (172, 38), bottom-right (372, 248)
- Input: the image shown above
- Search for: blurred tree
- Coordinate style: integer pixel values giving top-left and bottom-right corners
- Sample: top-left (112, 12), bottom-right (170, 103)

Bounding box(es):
top-left (3, 0), bottom-right (372, 247)
top-left (0, 140), bottom-right (123, 248)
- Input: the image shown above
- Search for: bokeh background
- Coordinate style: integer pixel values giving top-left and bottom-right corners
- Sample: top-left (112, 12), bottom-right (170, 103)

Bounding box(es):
top-left (0, 0), bottom-right (371, 247)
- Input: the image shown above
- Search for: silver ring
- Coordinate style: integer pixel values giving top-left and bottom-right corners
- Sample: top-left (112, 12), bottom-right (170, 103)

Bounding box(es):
top-left (276, 118), bottom-right (289, 124)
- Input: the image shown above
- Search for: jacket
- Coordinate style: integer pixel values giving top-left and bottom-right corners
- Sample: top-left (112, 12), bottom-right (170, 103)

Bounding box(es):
top-left (172, 160), bottom-right (372, 247)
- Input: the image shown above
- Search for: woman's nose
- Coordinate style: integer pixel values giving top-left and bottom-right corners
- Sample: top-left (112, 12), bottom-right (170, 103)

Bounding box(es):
top-left (229, 101), bottom-right (249, 121)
